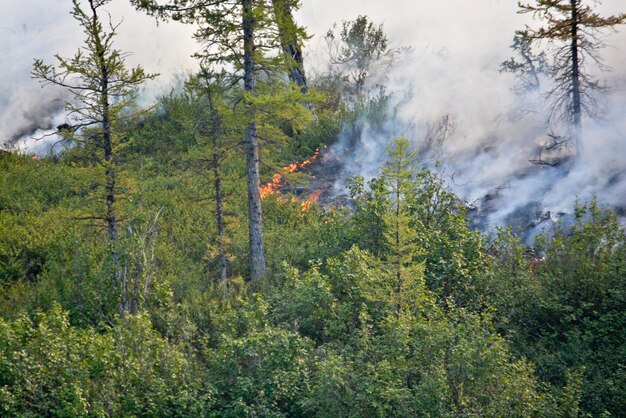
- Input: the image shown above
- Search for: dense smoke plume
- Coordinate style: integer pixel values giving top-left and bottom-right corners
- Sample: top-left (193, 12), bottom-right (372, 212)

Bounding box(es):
top-left (297, 0), bottom-right (626, 235)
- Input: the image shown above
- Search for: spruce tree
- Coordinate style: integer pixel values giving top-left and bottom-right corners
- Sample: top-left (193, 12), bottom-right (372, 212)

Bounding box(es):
top-left (380, 137), bottom-right (425, 315)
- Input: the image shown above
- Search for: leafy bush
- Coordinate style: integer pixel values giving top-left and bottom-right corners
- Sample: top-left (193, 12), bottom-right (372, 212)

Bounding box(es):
top-left (0, 305), bottom-right (214, 417)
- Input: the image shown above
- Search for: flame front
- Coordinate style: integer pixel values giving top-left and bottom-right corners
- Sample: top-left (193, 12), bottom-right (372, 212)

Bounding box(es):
top-left (260, 173), bottom-right (284, 199)
top-left (259, 147), bottom-right (328, 213)
top-left (300, 190), bottom-right (321, 214)
top-left (285, 147), bottom-right (322, 173)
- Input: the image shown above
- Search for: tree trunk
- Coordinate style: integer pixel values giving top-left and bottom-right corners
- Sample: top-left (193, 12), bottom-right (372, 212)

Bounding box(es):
top-left (570, 0), bottom-right (583, 158)
top-left (102, 75), bottom-right (127, 314)
top-left (213, 152), bottom-right (228, 282)
top-left (91, 0), bottom-right (123, 312)
top-left (103, 87), bottom-right (126, 312)
top-left (271, 0), bottom-right (317, 118)
top-left (91, 2), bottom-right (118, 247)
top-left (243, 0), bottom-right (267, 281)
top-left (102, 92), bottom-right (118, 246)
top-left (395, 182), bottom-right (402, 316)
top-left (104, 169), bottom-right (117, 243)
top-left (271, 0), bottom-right (308, 93)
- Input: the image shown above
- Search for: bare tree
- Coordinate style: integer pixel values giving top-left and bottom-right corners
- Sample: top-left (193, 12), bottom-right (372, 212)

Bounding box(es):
top-left (513, 0), bottom-right (626, 158)
top-left (500, 33), bottom-right (550, 95)
top-left (324, 15), bottom-right (405, 101)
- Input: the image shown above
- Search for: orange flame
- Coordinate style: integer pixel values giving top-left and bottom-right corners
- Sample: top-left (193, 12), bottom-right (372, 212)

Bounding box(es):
top-left (260, 147), bottom-right (329, 214)
top-left (285, 147), bottom-right (322, 173)
top-left (260, 173), bottom-right (284, 199)
top-left (309, 190), bottom-right (321, 201)
top-left (300, 190), bottom-right (321, 214)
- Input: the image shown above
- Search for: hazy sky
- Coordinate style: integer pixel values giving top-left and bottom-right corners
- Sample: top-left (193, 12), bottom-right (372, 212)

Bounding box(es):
top-left (0, 0), bottom-right (197, 148)
top-left (2, 0), bottom-right (625, 147)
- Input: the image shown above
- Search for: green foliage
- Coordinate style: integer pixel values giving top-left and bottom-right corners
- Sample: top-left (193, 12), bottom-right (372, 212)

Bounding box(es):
top-left (350, 140), bottom-right (486, 308)
top-left (0, 155), bottom-right (112, 322)
top-left (31, 0), bottom-right (159, 314)
top-left (267, 247), bottom-right (543, 417)
top-left (32, 0), bottom-right (157, 161)
top-left (487, 201), bottom-right (626, 416)
top-left (290, 112), bottom-right (342, 159)
top-left (125, 92), bottom-right (202, 165)
top-left (0, 304), bottom-right (213, 417)
top-left (4, 119), bottom-right (624, 416)
top-left (379, 138), bottom-right (426, 315)
top-left (3, 7), bottom-right (625, 412)
top-left (410, 167), bottom-right (486, 307)
top-left (205, 326), bottom-right (312, 417)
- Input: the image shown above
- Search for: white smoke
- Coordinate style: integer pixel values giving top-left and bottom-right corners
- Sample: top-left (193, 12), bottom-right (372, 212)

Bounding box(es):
top-left (1, 0), bottom-right (198, 150)
top-left (2, 0), bottom-right (625, 234)
top-left (297, 0), bottom-right (626, 234)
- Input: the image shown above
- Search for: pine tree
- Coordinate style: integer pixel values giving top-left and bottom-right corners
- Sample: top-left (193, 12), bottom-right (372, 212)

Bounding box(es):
top-left (184, 70), bottom-right (236, 285)
top-left (32, 0), bottom-right (156, 313)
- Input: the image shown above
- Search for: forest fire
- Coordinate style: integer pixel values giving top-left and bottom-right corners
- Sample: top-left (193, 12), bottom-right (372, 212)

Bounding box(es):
top-left (286, 146), bottom-right (323, 173)
top-left (259, 146), bottom-right (331, 212)
top-left (260, 173), bottom-right (284, 199)
top-left (300, 190), bottom-right (321, 213)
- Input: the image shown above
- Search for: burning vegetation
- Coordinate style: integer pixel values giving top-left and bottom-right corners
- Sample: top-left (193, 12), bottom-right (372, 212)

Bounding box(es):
top-left (260, 145), bottom-right (338, 213)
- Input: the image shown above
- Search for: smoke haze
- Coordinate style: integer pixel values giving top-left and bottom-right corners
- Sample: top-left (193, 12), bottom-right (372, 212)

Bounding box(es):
top-left (2, 0), bottom-right (625, 234)
top-left (1, 0), bottom-right (197, 149)
top-left (296, 0), bottom-right (626, 233)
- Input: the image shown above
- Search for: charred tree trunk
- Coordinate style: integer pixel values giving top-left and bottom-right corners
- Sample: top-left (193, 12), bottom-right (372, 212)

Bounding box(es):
top-left (102, 86), bottom-right (118, 246)
top-left (243, 0), bottom-right (267, 281)
top-left (271, 0), bottom-right (308, 93)
top-left (570, 0), bottom-right (583, 158)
